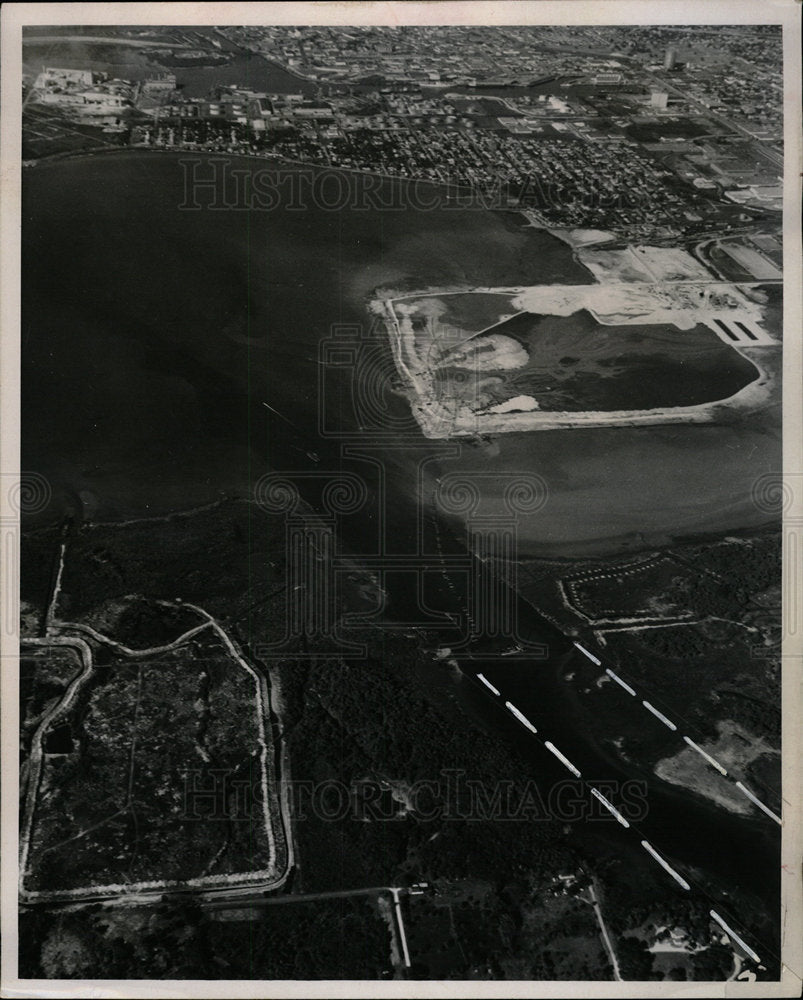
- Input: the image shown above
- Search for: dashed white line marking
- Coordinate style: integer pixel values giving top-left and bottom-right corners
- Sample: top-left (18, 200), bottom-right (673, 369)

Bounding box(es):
top-left (574, 642), bottom-right (601, 666)
top-left (683, 736), bottom-right (728, 775)
top-left (505, 701), bottom-right (537, 733)
top-left (642, 700), bottom-right (678, 731)
top-left (544, 741), bottom-right (582, 778)
top-left (605, 668), bottom-right (636, 696)
top-left (641, 840), bottom-right (690, 890)
top-left (476, 673), bottom-right (500, 697)
top-left (591, 788), bottom-right (630, 828)
top-left (735, 782), bottom-right (782, 825)
top-left (710, 910), bottom-right (760, 963)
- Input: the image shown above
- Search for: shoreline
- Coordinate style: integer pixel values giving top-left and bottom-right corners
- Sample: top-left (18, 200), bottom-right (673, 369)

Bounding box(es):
top-left (22, 493), bottom-right (781, 566)
top-left (20, 146), bottom-right (562, 223)
top-left (21, 151), bottom-right (782, 559)
top-left (379, 281), bottom-right (779, 439)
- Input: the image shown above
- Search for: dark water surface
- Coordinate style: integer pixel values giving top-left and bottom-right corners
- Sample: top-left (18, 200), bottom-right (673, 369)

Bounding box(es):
top-left (23, 152), bottom-right (779, 555)
top-left (22, 151), bottom-right (780, 966)
top-left (22, 151), bottom-right (588, 525)
top-left (469, 309), bottom-right (761, 411)
top-left (23, 39), bottom-right (318, 98)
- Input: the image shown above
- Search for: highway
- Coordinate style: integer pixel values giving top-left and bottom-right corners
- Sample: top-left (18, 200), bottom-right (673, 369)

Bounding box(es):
top-left (597, 655), bottom-right (778, 822)
top-left (505, 700), bottom-right (538, 733)
top-left (641, 841), bottom-right (691, 892)
top-left (467, 663), bottom-right (774, 966)
top-left (591, 788), bottom-right (630, 829)
top-left (643, 701), bottom-right (677, 732)
top-left (544, 740), bottom-right (581, 778)
top-left (420, 477), bottom-right (779, 969)
top-left (475, 652), bottom-right (781, 825)
top-left (647, 70), bottom-right (783, 168)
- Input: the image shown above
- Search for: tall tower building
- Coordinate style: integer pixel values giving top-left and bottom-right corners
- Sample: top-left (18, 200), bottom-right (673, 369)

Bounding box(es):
top-left (664, 46), bottom-right (678, 71)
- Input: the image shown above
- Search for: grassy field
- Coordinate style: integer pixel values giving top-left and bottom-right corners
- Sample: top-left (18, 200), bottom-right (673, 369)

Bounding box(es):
top-left (23, 630), bottom-right (278, 896)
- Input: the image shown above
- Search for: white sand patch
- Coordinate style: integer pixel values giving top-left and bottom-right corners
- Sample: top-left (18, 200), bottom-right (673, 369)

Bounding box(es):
top-left (511, 282), bottom-right (770, 337)
top-left (654, 719), bottom-right (778, 816)
top-left (442, 333), bottom-right (529, 371)
top-left (550, 228), bottom-right (616, 249)
top-left (578, 246), bottom-right (714, 283)
top-left (380, 279), bottom-right (777, 439)
top-left (485, 395), bottom-right (539, 414)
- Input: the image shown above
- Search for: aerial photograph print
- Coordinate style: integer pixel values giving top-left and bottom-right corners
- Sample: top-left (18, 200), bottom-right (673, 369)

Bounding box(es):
top-left (2, 1), bottom-right (801, 996)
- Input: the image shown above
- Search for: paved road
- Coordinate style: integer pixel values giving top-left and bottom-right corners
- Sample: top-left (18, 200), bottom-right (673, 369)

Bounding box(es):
top-left (648, 70), bottom-right (783, 163)
top-left (19, 636), bottom-right (93, 890)
top-left (204, 883), bottom-right (414, 970)
top-left (205, 885), bottom-right (406, 908)
top-left (21, 592), bottom-right (295, 906)
top-left (586, 881), bottom-right (622, 981)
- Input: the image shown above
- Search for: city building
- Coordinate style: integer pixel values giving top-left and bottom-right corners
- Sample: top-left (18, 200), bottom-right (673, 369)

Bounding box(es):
top-left (35, 66), bottom-right (95, 88)
top-left (142, 74), bottom-right (177, 97)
